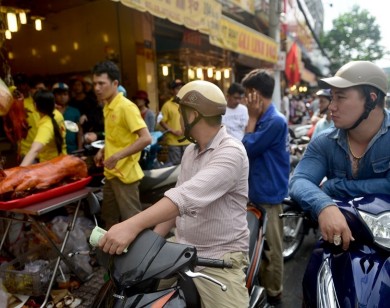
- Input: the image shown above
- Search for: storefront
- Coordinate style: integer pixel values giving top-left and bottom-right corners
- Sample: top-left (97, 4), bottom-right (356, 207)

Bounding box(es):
top-left (0, 0), bottom-right (279, 113)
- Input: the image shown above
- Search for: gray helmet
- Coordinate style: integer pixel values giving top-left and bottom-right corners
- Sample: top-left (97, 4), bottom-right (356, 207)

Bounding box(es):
top-left (315, 89), bottom-right (331, 99)
top-left (176, 80), bottom-right (226, 117)
top-left (319, 61), bottom-right (388, 95)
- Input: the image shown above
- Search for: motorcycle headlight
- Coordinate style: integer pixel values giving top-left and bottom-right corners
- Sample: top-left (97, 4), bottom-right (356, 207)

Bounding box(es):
top-left (357, 210), bottom-right (390, 250)
top-left (317, 258), bottom-right (340, 308)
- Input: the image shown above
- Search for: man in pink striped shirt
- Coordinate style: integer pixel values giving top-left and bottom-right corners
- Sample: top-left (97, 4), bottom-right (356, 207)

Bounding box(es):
top-left (100, 80), bottom-right (250, 307)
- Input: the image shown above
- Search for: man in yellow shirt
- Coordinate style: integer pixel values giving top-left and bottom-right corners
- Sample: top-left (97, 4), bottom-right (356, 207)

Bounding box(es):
top-left (159, 79), bottom-right (190, 165)
top-left (93, 61), bottom-right (152, 228)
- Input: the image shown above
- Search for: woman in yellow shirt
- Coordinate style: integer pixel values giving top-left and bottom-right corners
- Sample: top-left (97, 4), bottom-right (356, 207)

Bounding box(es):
top-left (20, 90), bottom-right (66, 166)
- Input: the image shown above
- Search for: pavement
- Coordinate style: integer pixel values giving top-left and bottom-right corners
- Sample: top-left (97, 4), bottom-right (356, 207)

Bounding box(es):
top-left (71, 266), bottom-right (106, 307)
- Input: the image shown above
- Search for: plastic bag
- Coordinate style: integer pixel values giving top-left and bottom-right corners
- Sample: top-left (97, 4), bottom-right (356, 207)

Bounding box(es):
top-left (50, 216), bottom-right (95, 275)
top-left (0, 79), bottom-right (13, 116)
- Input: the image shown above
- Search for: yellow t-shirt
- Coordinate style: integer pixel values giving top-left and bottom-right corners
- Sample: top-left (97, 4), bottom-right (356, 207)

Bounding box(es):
top-left (34, 109), bottom-right (67, 162)
top-left (161, 98), bottom-right (190, 146)
top-left (103, 93), bottom-right (147, 184)
top-left (20, 96), bottom-right (40, 156)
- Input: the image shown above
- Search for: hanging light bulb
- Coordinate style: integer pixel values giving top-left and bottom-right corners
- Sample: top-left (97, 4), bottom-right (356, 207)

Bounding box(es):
top-left (207, 67), bottom-right (213, 78)
top-left (224, 68), bottom-right (230, 79)
top-left (162, 65), bottom-right (169, 76)
top-left (196, 67), bottom-right (203, 79)
top-left (215, 70), bottom-right (221, 81)
top-left (188, 68), bottom-right (195, 79)
top-left (35, 18), bottom-right (42, 31)
top-left (5, 30), bottom-right (12, 40)
top-left (7, 12), bottom-right (18, 32)
top-left (19, 12), bottom-right (27, 25)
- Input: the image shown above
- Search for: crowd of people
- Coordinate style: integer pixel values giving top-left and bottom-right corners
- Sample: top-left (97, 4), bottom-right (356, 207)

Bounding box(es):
top-left (3, 58), bottom-right (389, 307)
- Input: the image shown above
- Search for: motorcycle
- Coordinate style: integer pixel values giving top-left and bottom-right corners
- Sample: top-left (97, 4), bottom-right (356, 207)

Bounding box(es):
top-left (288, 128), bottom-right (309, 177)
top-left (91, 204), bottom-right (268, 308)
top-left (138, 131), bottom-right (181, 204)
top-left (280, 198), bottom-right (318, 261)
top-left (301, 194), bottom-right (390, 307)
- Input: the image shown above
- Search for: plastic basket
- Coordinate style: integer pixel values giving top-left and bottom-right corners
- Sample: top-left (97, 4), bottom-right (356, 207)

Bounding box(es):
top-left (0, 246), bottom-right (56, 295)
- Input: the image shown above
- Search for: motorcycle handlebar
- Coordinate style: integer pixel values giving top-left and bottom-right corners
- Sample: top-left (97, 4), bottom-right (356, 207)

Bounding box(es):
top-left (196, 257), bottom-right (233, 269)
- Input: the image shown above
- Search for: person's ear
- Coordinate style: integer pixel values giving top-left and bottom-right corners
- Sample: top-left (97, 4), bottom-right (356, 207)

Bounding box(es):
top-left (369, 92), bottom-right (377, 103)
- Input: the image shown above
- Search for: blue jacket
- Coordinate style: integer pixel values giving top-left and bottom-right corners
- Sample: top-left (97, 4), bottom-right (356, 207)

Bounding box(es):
top-left (289, 109), bottom-right (390, 219)
top-left (242, 104), bottom-right (290, 204)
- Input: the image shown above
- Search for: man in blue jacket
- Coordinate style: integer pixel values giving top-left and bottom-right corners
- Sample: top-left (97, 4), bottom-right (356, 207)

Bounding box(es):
top-left (242, 69), bottom-right (290, 306)
top-left (289, 61), bottom-right (389, 250)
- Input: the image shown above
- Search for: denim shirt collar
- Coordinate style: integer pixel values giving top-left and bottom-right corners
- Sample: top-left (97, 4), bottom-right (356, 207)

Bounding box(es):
top-left (329, 109), bottom-right (390, 155)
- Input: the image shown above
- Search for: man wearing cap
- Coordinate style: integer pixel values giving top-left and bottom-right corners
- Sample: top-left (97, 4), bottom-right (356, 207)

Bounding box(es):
top-left (53, 82), bottom-right (83, 153)
top-left (290, 61), bottom-right (390, 251)
top-left (311, 89), bottom-right (333, 139)
top-left (159, 79), bottom-right (190, 165)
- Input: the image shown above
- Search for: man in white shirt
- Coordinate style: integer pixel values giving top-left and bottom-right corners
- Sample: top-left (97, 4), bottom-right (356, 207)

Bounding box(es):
top-left (222, 82), bottom-right (249, 140)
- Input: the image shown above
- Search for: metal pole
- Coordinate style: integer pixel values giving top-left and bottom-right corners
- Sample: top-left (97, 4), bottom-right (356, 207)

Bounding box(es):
top-left (269, 0), bottom-right (282, 111)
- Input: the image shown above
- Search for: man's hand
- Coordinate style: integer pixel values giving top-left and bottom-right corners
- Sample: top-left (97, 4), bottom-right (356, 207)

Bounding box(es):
top-left (94, 149), bottom-right (104, 167)
top-left (104, 152), bottom-right (120, 170)
top-left (318, 205), bottom-right (354, 250)
top-left (246, 90), bottom-right (264, 119)
top-left (99, 220), bottom-right (142, 255)
top-left (170, 129), bottom-right (183, 136)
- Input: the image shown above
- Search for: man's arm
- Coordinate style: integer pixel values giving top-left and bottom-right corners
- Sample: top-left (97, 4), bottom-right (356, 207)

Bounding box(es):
top-left (322, 176), bottom-right (390, 198)
top-left (100, 197), bottom-right (179, 254)
top-left (289, 138), bottom-right (353, 249)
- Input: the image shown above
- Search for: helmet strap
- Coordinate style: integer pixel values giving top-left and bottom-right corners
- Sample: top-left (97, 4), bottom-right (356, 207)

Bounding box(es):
top-left (347, 89), bottom-right (377, 130)
top-left (178, 109), bottom-right (202, 144)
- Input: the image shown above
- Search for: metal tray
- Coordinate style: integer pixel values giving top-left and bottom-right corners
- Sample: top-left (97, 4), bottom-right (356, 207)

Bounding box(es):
top-left (0, 176), bottom-right (92, 210)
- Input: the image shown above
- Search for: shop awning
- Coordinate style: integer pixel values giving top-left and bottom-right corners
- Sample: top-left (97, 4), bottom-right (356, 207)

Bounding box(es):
top-left (113, 0), bottom-right (278, 64)
top-left (111, 0), bottom-right (222, 34)
top-left (209, 16), bottom-right (278, 64)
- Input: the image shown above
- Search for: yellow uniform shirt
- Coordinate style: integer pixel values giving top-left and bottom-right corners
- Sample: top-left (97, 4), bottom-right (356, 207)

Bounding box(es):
top-left (20, 96), bottom-right (40, 156)
top-left (103, 93), bottom-right (147, 184)
top-left (161, 98), bottom-right (190, 146)
top-left (34, 109), bottom-right (67, 162)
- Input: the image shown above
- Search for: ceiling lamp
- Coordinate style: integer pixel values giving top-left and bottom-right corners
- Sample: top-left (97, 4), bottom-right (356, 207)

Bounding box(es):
top-left (188, 68), bottom-right (195, 79)
top-left (207, 67), bottom-right (213, 78)
top-left (162, 65), bottom-right (169, 76)
top-left (7, 12), bottom-right (18, 32)
top-left (215, 70), bottom-right (221, 81)
top-left (19, 11), bottom-right (27, 24)
top-left (35, 18), bottom-right (42, 31)
top-left (196, 67), bottom-right (203, 79)
top-left (5, 30), bottom-right (12, 40)
top-left (224, 68), bottom-right (230, 79)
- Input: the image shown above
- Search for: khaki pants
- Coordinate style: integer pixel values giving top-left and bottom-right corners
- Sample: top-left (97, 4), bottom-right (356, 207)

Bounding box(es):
top-left (102, 177), bottom-right (141, 228)
top-left (159, 251), bottom-right (249, 308)
top-left (259, 203), bottom-right (284, 297)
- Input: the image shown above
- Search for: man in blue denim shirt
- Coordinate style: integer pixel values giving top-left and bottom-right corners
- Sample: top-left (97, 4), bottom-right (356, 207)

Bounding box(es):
top-left (242, 69), bottom-right (290, 305)
top-left (290, 61), bottom-right (389, 251)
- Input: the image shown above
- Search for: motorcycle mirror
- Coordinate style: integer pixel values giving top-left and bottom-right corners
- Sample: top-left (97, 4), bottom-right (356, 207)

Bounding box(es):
top-left (65, 120), bottom-right (79, 133)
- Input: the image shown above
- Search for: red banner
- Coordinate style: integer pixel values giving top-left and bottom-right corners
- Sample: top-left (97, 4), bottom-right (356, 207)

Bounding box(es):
top-left (285, 42), bottom-right (300, 86)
